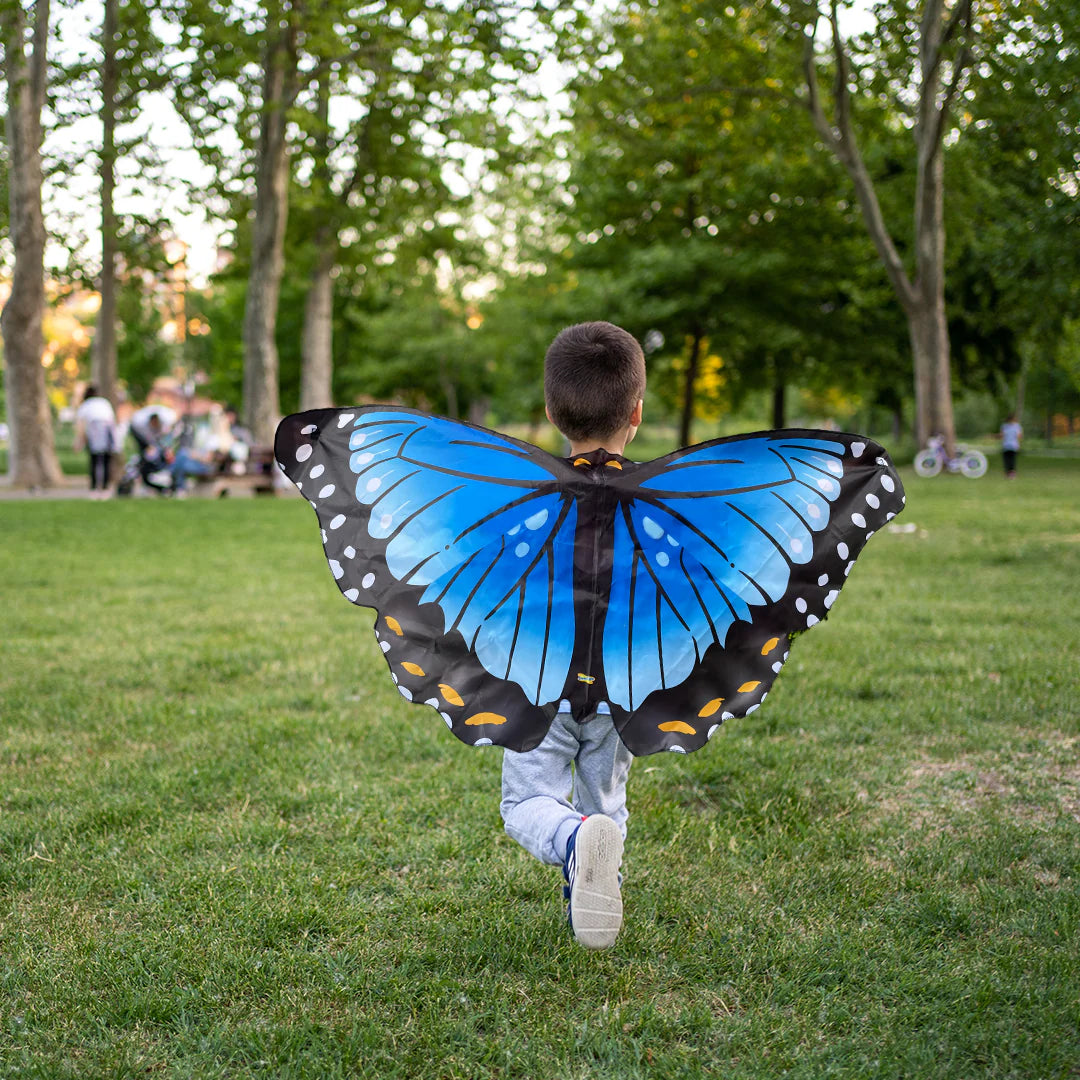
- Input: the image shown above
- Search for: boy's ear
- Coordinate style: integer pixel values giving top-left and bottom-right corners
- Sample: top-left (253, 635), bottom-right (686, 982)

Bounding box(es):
top-left (630, 399), bottom-right (643, 427)
top-left (545, 405), bottom-right (554, 425)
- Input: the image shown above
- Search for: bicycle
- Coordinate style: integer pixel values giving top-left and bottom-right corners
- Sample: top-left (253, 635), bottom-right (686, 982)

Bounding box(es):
top-left (913, 435), bottom-right (988, 478)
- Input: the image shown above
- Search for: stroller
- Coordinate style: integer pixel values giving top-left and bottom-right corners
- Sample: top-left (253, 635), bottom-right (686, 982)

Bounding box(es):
top-left (116, 427), bottom-right (176, 496)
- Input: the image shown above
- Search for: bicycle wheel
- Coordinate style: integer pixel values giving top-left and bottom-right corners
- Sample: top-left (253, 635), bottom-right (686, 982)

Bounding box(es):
top-left (913, 449), bottom-right (942, 477)
top-left (960, 449), bottom-right (988, 478)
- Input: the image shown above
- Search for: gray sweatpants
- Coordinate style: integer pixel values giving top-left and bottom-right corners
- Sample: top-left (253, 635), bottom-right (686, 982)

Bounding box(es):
top-left (500, 708), bottom-right (634, 866)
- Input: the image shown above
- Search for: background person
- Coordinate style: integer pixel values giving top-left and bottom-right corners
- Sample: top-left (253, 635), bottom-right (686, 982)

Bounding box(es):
top-left (73, 385), bottom-right (118, 498)
top-left (1000, 413), bottom-right (1023, 478)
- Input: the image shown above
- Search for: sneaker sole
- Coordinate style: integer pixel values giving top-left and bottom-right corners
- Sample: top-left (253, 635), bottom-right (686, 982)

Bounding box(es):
top-left (570, 815), bottom-right (623, 949)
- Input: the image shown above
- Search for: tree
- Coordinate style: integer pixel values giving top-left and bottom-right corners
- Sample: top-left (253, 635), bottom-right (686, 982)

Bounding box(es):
top-left (171, 0), bottom-right (305, 443)
top-left (944, 0), bottom-right (1080, 419)
top-left (1, 0), bottom-right (62, 487)
top-left (173, 1), bottom-right (552, 444)
top-left (89, 0), bottom-right (167, 407)
top-left (788, 0), bottom-right (978, 452)
top-left (557, 0), bottom-right (897, 441)
top-left (286, 3), bottom-right (553, 414)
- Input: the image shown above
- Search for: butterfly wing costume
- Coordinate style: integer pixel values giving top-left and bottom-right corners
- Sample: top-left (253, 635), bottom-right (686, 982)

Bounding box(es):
top-left (275, 407), bottom-right (905, 756)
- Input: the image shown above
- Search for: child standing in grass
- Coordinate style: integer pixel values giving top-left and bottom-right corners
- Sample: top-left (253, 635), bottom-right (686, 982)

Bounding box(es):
top-left (1000, 413), bottom-right (1022, 479)
top-left (500, 321), bottom-right (645, 951)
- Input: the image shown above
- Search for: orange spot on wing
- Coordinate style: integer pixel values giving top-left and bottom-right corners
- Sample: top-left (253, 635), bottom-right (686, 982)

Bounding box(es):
top-left (737, 680), bottom-right (761, 694)
top-left (573, 457), bottom-right (590, 467)
top-left (606, 460), bottom-right (623, 469)
top-left (697, 698), bottom-right (724, 718)
top-left (401, 662), bottom-right (425, 677)
top-left (761, 637), bottom-right (780, 655)
top-left (438, 684), bottom-right (464, 707)
top-left (659, 720), bottom-right (697, 735)
top-left (385, 616), bottom-right (404, 637)
top-left (464, 712), bottom-right (507, 726)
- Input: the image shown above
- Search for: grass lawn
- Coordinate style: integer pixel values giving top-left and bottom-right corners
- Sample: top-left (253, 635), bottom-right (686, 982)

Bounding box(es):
top-left (2, 459), bottom-right (1078, 1079)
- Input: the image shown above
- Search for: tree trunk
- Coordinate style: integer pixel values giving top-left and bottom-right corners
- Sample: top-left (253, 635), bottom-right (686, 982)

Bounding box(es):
top-left (770, 358), bottom-right (786, 428)
top-left (678, 328), bottom-right (703, 447)
top-left (299, 235), bottom-right (336, 411)
top-left (1014, 353), bottom-right (1028, 419)
top-left (242, 13), bottom-right (296, 445)
top-left (299, 69), bottom-right (336, 413)
top-left (911, 77), bottom-right (956, 452)
top-left (91, 0), bottom-right (119, 407)
top-left (802, 0), bottom-right (967, 456)
top-left (1, 0), bottom-right (62, 488)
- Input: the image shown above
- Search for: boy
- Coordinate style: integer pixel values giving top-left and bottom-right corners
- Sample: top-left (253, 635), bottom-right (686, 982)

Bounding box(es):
top-left (501, 321), bottom-right (646, 950)
top-left (274, 321), bottom-right (905, 955)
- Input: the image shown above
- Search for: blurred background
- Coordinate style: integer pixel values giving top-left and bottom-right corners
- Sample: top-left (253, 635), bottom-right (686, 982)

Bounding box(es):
top-left (1, 0), bottom-right (1078, 483)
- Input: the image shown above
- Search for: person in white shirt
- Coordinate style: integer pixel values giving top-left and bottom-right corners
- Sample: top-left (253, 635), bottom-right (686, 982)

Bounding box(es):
top-left (1000, 414), bottom-right (1023, 479)
top-left (73, 386), bottom-right (118, 497)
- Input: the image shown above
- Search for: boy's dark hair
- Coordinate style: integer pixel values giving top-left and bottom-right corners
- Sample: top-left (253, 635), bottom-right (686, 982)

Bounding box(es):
top-left (544, 321), bottom-right (645, 442)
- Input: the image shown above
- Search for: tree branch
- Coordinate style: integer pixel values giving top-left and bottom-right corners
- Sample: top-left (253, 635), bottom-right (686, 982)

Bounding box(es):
top-left (30, 0), bottom-right (50, 119)
top-left (801, 22), bottom-right (840, 153)
top-left (921, 0), bottom-right (973, 175)
top-left (927, 43), bottom-right (972, 151)
top-left (800, 2), bottom-right (918, 311)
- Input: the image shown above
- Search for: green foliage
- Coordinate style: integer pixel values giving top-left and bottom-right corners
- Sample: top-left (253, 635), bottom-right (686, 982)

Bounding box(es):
top-left (1, 460), bottom-right (1079, 1077)
top-left (942, 0), bottom-right (1080, 408)
top-left (544, 0), bottom-right (910, 433)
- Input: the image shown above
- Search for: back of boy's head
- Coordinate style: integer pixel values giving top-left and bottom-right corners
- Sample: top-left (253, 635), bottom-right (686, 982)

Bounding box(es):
top-left (544, 321), bottom-right (645, 442)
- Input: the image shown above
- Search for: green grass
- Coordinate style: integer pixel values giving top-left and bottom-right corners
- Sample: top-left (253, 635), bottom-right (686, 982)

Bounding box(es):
top-left (2, 460), bottom-right (1078, 1079)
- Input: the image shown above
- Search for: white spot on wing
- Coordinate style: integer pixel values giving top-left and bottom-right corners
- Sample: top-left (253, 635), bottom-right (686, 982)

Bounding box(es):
top-left (296, 445), bottom-right (312, 462)
top-left (336, 413), bottom-right (355, 427)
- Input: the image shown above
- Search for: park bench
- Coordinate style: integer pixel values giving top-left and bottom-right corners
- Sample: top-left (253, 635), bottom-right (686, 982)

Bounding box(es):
top-left (192, 445), bottom-right (280, 498)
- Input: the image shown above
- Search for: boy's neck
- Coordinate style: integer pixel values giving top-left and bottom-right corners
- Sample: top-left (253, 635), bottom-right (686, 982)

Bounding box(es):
top-left (567, 420), bottom-right (637, 459)
top-left (568, 437), bottom-right (628, 458)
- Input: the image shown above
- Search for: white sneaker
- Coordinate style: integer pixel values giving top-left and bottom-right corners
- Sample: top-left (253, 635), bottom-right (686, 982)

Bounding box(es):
top-left (563, 814), bottom-right (623, 949)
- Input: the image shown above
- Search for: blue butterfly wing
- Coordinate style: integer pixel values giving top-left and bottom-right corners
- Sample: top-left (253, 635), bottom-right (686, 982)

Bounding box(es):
top-left (275, 407), bottom-right (578, 751)
top-left (602, 431), bottom-right (905, 754)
